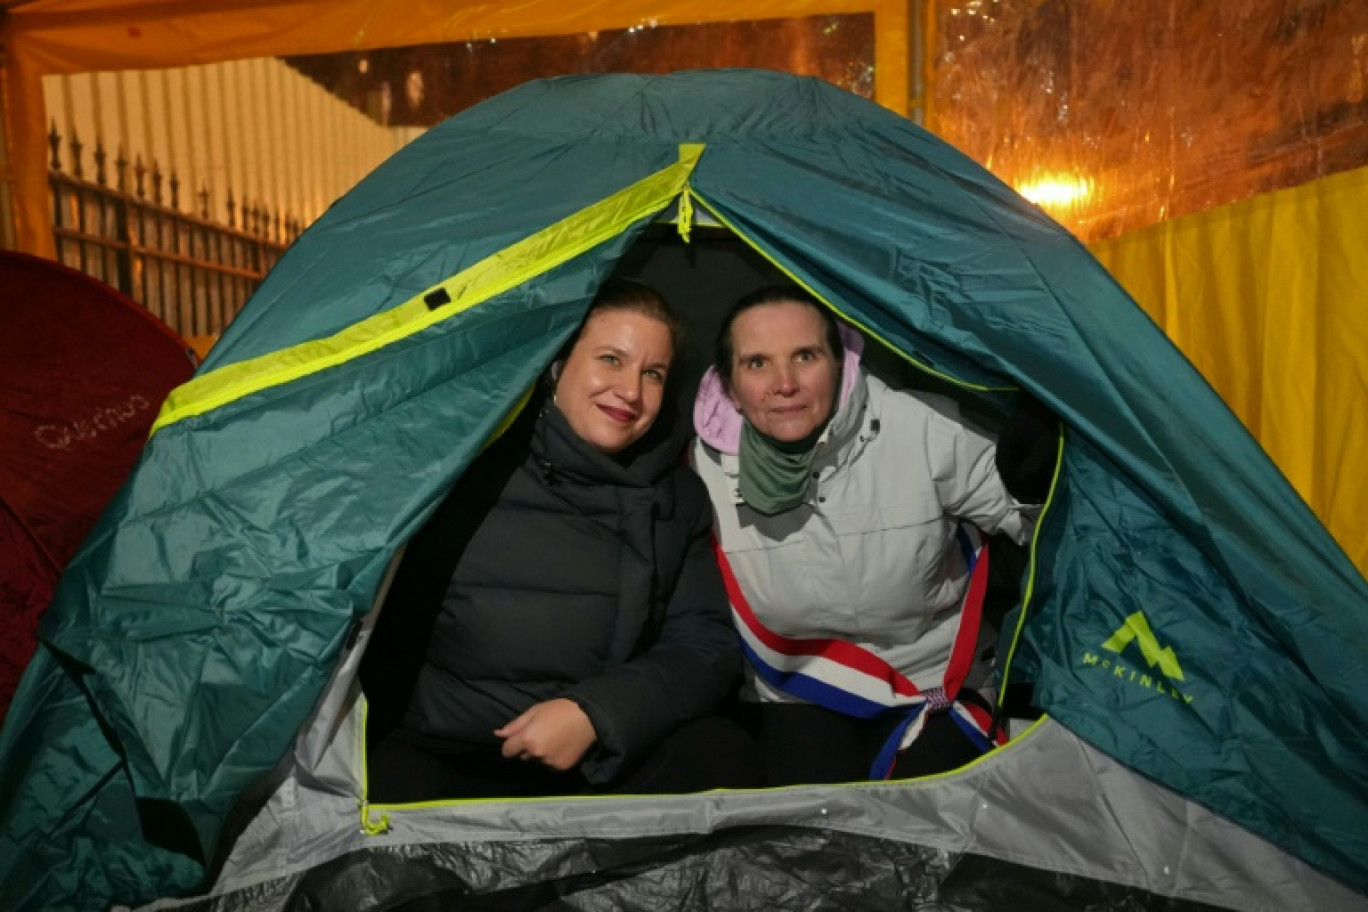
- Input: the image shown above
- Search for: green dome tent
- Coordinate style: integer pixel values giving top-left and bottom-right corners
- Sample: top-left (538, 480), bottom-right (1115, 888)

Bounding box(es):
top-left (1, 70), bottom-right (1366, 911)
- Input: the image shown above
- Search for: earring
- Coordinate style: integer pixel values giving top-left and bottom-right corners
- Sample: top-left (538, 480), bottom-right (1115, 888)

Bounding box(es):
top-left (549, 360), bottom-right (563, 407)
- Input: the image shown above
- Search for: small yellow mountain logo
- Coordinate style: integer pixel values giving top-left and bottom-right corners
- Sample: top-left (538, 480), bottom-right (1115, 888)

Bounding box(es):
top-left (1080, 610), bottom-right (1194, 706)
top-left (1101, 611), bottom-right (1184, 681)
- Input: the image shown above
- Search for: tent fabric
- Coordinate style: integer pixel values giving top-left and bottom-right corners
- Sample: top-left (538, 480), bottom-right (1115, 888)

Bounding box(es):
top-left (0, 70), bottom-right (1366, 911)
top-left (0, 250), bottom-right (195, 716)
top-left (1090, 162), bottom-right (1368, 576)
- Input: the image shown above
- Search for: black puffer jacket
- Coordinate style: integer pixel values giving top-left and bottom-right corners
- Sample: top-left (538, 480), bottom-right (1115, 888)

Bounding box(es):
top-left (366, 397), bottom-right (740, 783)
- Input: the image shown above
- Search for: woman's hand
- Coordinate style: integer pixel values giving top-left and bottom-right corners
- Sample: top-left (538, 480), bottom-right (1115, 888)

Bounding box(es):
top-left (495, 699), bottom-right (598, 770)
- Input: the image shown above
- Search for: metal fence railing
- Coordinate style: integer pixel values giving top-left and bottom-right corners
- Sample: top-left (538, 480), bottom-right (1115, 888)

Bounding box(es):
top-left (48, 125), bottom-right (302, 342)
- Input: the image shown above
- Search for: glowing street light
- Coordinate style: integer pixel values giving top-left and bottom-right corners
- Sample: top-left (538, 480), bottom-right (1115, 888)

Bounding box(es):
top-left (1016, 175), bottom-right (1093, 210)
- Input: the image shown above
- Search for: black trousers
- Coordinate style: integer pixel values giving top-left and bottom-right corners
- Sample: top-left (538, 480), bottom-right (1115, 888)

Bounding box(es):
top-left (367, 715), bottom-right (765, 804)
top-left (740, 701), bottom-right (989, 787)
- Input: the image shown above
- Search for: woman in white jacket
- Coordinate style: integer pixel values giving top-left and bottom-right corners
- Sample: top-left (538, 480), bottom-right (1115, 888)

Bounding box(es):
top-left (691, 284), bottom-right (1054, 785)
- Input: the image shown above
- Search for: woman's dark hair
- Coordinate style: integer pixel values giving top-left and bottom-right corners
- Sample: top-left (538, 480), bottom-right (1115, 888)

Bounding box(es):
top-left (581, 277), bottom-right (685, 362)
top-left (715, 284), bottom-right (843, 389)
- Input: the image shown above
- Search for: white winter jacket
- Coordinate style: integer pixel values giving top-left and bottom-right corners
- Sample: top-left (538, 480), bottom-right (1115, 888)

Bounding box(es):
top-left (691, 347), bottom-right (1035, 701)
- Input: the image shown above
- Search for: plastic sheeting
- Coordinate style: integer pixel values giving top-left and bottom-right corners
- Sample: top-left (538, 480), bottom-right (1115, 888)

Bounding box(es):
top-left (0, 0), bottom-right (916, 256)
top-left (141, 715), bottom-right (1362, 912)
top-left (184, 830), bottom-right (1227, 911)
top-left (931, 0), bottom-right (1368, 244)
top-left (282, 17), bottom-right (874, 129)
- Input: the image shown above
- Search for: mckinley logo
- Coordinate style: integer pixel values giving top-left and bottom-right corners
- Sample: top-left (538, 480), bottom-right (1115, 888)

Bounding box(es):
top-left (1102, 611), bottom-right (1184, 680)
top-left (1081, 611), bottom-right (1193, 704)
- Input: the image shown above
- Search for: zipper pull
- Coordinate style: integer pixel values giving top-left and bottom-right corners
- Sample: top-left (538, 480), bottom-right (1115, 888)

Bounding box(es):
top-left (676, 191), bottom-right (694, 243)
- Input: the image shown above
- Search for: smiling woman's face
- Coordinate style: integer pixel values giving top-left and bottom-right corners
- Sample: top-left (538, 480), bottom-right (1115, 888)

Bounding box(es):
top-left (726, 301), bottom-right (840, 443)
top-left (554, 308), bottom-right (673, 454)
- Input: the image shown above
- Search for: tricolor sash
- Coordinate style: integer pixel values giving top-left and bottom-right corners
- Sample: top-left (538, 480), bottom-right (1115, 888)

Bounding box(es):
top-left (715, 526), bottom-right (1007, 779)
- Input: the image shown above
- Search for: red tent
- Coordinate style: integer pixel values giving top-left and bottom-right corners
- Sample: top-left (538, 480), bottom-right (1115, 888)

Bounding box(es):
top-left (0, 251), bottom-right (197, 717)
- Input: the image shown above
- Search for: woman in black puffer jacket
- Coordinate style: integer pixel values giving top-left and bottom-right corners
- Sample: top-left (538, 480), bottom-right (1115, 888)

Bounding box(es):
top-left (364, 280), bottom-right (758, 801)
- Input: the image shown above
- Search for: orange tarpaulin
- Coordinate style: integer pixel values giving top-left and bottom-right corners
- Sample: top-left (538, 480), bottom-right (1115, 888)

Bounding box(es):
top-left (1, 0), bottom-right (914, 257)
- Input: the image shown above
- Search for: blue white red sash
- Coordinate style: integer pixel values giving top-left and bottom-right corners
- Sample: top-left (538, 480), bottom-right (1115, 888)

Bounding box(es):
top-left (715, 526), bottom-right (1007, 779)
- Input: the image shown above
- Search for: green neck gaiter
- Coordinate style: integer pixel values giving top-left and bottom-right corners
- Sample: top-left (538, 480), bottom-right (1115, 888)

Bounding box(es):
top-left (737, 419), bottom-right (828, 515)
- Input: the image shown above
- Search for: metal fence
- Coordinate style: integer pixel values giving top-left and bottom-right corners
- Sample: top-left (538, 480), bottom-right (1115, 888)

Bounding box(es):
top-left (47, 126), bottom-right (302, 341)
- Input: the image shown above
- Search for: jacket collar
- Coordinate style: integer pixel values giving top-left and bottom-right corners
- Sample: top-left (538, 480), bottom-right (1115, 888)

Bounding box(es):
top-left (820, 365), bottom-right (872, 471)
top-left (534, 396), bottom-right (687, 489)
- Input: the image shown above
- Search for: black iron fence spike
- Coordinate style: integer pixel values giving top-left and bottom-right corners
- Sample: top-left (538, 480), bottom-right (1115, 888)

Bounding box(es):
top-left (48, 122), bottom-right (62, 171)
top-left (70, 128), bottom-right (84, 180)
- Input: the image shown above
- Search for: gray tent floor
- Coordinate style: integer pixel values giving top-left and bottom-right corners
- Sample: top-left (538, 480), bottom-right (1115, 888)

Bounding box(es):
top-left (129, 702), bottom-right (1365, 912)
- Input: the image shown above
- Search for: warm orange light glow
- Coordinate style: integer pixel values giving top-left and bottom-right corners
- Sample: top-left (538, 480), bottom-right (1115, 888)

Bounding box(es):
top-left (1017, 176), bottom-right (1093, 209)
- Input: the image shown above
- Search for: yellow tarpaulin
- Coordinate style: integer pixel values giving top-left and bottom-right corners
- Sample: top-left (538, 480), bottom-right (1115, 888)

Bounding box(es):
top-left (1091, 164), bottom-right (1368, 575)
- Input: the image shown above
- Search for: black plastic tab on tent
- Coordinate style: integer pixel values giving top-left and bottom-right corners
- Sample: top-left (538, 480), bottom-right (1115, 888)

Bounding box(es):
top-left (424, 288), bottom-right (452, 310)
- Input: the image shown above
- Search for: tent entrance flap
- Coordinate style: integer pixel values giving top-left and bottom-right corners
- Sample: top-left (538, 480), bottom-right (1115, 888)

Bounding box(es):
top-left (352, 223), bottom-right (1040, 805)
top-left (151, 145), bottom-right (705, 437)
